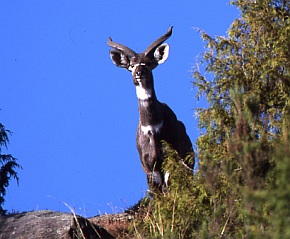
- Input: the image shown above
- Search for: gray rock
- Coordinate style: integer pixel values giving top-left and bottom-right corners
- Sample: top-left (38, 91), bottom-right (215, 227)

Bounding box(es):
top-left (0, 210), bottom-right (114, 239)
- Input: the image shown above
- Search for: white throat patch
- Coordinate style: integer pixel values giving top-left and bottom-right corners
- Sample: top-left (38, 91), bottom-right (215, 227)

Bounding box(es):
top-left (136, 85), bottom-right (152, 100)
top-left (132, 63), bottom-right (152, 100)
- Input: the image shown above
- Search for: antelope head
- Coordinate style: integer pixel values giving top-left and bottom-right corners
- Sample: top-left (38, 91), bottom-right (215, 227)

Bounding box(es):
top-left (108, 27), bottom-right (173, 100)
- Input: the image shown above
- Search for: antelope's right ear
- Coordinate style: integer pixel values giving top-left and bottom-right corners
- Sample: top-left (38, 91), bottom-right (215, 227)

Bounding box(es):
top-left (109, 50), bottom-right (129, 68)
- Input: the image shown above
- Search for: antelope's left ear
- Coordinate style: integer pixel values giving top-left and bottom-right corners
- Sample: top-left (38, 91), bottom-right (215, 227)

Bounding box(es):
top-left (154, 43), bottom-right (169, 64)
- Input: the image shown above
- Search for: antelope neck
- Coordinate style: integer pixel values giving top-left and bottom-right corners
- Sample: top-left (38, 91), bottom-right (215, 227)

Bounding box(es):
top-left (138, 96), bottom-right (163, 127)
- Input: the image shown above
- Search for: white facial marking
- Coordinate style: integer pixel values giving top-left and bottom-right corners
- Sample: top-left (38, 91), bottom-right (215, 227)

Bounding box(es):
top-left (131, 63), bottom-right (152, 100)
top-left (130, 63), bottom-right (146, 72)
top-left (141, 122), bottom-right (163, 135)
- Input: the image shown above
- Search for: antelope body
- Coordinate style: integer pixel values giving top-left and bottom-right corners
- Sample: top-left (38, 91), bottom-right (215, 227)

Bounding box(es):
top-left (108, 27), bottom-right (194, 191)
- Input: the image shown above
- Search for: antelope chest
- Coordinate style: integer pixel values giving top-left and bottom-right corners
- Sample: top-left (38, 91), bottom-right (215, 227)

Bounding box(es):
top-left (141, 121), bottom-right (163, 136)
top-left (138, 121), bottom-right (164, 158)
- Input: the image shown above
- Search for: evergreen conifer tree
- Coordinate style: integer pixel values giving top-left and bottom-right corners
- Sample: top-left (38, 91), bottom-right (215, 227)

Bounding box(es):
top-left (0, 123), bottom-right (22, 215)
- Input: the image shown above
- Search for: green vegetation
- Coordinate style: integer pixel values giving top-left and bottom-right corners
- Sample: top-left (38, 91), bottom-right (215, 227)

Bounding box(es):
top-left (0, 123), bottom-right (22, 215)
top-left (131, 0), bottom-right (290, 238)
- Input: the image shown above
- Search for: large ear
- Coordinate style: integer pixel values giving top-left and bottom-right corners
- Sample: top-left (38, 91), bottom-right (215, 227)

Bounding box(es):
top-left (109, 50), bottom-right (130, 68)
top-left (154, 43), bottom-right (169, 64)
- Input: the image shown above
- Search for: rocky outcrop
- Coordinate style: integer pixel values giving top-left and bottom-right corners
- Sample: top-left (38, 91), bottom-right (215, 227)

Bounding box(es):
top-left (89, 212), bottom-right (133, 238)
top-left (0, 210), bottom-right (115, 239)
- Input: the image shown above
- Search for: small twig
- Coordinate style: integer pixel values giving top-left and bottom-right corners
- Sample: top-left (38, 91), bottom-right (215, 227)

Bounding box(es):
top-left (180, 159), bottom-right (194, 172)
top-left (89, 221), bottom-right (102, 238)
top-left (156, 203), bottom-right (164, 237)
top-left (132, 221), bottom-right (143, 239)
top-left (171, 189), bottom-right (178, 233)
top-left (234, 167), bottom-right (242, 172)
top-left (220, 202), bottom-right (236, 237)
top-left (220, 214), bottom-right (231, 237)
top-left (63, 202), bottom-right (86, 239)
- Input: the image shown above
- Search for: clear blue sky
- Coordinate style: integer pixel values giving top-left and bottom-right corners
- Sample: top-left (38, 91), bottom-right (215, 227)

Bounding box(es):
top-left (0, 1), bottom-right (238, 217)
